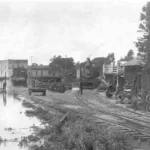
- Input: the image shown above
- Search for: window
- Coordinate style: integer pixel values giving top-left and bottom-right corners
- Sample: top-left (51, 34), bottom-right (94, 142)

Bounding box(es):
top-left (36, 71), bottom-right (37, 76)
top-left (41, 70), bottom-right (43, 76)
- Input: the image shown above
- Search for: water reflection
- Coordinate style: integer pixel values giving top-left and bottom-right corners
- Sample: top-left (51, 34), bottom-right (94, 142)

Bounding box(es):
top-left (0, 91), bottom-right (41, 150)
top-left (3, 92), bottom-right (7, 106)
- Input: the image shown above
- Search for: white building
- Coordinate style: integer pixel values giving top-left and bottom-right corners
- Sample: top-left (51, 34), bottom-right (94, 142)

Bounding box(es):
top-left (0, 59), bottom-right (28, 88)
top-left (0, 59), bottom-right (28, 78)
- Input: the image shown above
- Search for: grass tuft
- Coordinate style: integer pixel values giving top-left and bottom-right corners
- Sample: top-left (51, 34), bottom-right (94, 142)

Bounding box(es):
top-left (28, 112), bottom-right (130, 150)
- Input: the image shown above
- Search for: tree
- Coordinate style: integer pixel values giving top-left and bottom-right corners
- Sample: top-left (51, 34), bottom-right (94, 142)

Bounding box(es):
top-left (49, 55), bottom-right (75, 74)
top-left (105, 53), bottom-right (115, 65)
top-left (31, 63), bottom-right (38, 67)
top-left (120, 49), bottom-right (134, 61)
top-left (135, 2), bottom-right (150, 63)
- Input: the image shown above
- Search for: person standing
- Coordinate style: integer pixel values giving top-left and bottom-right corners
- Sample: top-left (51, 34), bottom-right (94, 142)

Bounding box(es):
top-left (3, 92), bottom-right (6, 106)
top-left (78, 80), bottom-right (83, 95)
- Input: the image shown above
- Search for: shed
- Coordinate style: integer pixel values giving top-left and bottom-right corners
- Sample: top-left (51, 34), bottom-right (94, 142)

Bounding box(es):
top-left (122, 58), bottom-right (143, 88)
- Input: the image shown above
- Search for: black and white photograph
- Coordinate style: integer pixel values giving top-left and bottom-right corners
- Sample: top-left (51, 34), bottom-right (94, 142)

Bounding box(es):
top-left (0, 0), bottom-right (150, 149)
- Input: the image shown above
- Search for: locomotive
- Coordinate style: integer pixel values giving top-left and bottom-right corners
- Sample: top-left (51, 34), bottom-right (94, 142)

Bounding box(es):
top-left (76, 58), bottom-right (102, 89)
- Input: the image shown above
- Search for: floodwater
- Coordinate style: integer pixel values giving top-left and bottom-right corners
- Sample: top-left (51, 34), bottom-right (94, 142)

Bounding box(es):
top-left (0, 91), bottom-right (41, 150)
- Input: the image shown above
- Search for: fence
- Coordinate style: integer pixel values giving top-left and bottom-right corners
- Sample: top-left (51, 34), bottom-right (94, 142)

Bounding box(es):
top-left (103, 64), bottom-right (123, 74)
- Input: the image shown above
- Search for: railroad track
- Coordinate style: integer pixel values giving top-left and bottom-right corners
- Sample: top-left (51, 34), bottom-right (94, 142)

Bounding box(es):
top-left (19, 91), bottom-right (150, 141)
top-left (95, 93), bottom-right (150, 125)
top-left (94, 92), bottom-right (150, 117)
top-left (75, 92), bottom-right (150, 140)
top-left (85, 91), bottom-right (150, 121)
top-left (86, 94), bottom-right (150, 123)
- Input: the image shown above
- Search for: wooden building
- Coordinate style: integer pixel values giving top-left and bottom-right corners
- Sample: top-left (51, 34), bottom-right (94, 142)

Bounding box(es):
top-left (123, 58), bottom-right (143, 87)
top-left (27, 65), bottom-right (49, 77)
top-left (27, 64), bottom-right (62, 88)
top-left (11, 67), bottom-right (27, 86)
top-left (141, 57), bottom-right (150, 101)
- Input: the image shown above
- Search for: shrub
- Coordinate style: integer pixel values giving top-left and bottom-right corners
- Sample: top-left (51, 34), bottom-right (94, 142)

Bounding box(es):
top-left (22, 100), bottom-right (35, 108)
top-left (30, 112), bottom-right (130, 150)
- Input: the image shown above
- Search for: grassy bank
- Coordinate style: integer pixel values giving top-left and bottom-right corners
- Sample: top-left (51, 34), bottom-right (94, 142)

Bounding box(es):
top-left (21, 100), bottom-right (131, 150)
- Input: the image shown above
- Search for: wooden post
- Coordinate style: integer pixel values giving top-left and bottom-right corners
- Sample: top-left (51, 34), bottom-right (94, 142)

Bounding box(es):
top-left (80, 65), bottom-right (82, 80)
top-left (5, 73), bottom-right (6, 83)
top-left (4, 73), bottom-right (6, 91)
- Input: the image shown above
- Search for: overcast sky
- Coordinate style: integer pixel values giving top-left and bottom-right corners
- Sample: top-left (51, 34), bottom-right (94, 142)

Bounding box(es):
top-left (0, 0), bottom-right (148, 64)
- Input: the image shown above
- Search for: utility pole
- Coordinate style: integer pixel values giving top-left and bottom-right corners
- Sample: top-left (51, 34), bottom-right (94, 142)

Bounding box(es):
top-left (30, 56), bottom-right (33, 65)
top-left (5, 72), bottom-right (6, 85)
top-left (64, 55), bottom-right (67, 82)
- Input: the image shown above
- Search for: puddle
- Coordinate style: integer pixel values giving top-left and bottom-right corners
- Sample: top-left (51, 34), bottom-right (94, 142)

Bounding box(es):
top-left (0, 91), bottom-right (41, 150)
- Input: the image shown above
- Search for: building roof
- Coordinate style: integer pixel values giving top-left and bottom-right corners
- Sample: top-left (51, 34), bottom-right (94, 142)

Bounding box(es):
top-left (0, 59), bottom-right (28, 62)
top-left (122, 58), bottom-right (144, 67)
top-left (118, 60), bottom-right (127, 66)
top-left (28, 65), bottom-right (49, 70)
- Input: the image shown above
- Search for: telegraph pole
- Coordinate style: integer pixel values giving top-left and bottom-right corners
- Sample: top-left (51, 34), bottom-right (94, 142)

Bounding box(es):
top-left (30, 56), bottom-right (33, 65)
top-left (64, 55), bottom-right (67, 82)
